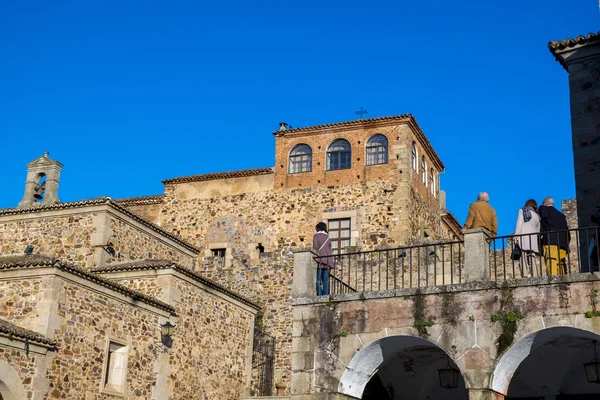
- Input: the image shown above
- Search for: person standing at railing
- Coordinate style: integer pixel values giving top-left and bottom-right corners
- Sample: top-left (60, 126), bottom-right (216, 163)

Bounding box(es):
top-left (464, 192), bottom-right (498, 237)
top-left (313, 222), bottom-right (333, 296)
top-left (514, 199), bottom-right (541, 277)
top-left (539, 197), bottom-right (570, 276)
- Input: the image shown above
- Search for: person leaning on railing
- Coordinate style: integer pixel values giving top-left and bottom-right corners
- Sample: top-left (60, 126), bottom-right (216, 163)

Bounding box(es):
top-left (514, 199), bottom-right (541, 277)
top-left (539, 197), bottom-right (570, 276)
top-left (464, 192), bottom-right (498, 237)
top-left (313, 222), bottom-right (334, 296)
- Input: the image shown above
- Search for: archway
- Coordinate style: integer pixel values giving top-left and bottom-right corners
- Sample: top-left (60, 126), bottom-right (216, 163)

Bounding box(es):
top-left (338, 335), bottom-right (468, 399)
top-left (0, 358), bottom-right (27, 400)
top-left (491, 327), bottom-right (600, 399)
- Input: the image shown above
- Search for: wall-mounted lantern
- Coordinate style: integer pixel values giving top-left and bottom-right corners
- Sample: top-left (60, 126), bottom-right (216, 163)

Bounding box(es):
top-left (438, 356), bottom-right (460, 389)
top-left (160, 321), bottom-right (175, 349)
top-left (584, 340), bottom-right (600, 384)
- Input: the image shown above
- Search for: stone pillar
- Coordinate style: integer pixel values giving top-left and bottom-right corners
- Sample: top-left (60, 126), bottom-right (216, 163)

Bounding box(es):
top-left (292, 249), bottom-right (317, 298)
top-left (468, 388), bottom-right (504, 400)
top-left (549, 35), bottom-right (600, 235)
top-left (462, 228), bottom-right (491, 282)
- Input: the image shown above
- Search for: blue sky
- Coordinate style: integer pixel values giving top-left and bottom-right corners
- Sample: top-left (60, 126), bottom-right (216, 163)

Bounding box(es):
top-left (0, 0), bottom-right (597, 236)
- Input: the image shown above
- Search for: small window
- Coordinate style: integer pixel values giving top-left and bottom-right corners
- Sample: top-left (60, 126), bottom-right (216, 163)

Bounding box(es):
top-left (211, 248), bottom-right (226, 257)
top-left (366, 134), bottom-right (388, 166)
top-left (421, 156), bottom-right (427, 185)
top-left (412, 142), bottom-right (418, 171)
top-left (289, 144), bottom-right (312, 174)
top-left (429, 168), bottom-right (435, 196)
top-left (328, 218), bottom-right (351, 254)
top-left (103, 341), bottom-right (129, 394)
top-left (327, 139), bottom-right (351, 171)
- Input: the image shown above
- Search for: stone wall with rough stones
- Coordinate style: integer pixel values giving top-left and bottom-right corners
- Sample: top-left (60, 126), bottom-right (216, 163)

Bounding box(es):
top-left (96, 269), bottom-right (257, 399)
top-left (106, 216), bottom-right (195, 268)
top-left (0, 213), bottom-right (96, 267)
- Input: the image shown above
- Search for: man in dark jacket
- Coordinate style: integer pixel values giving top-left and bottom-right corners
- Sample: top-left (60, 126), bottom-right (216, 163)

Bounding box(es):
top-left (539, 197), bottom-right (570, 276)
top-left (313, 222), bottom-right (334, 296)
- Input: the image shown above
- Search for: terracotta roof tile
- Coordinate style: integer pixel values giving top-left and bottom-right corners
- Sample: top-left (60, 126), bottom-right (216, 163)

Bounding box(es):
top-left (162, 167), bottom-right (274, 185)
top-left (272, 114), bottom-right (413, 135)
top-left (114, 195), bottom-right (164, 206)
top-left (92, 260), bottom-right (260, 310)
top-left (0, 318), bottom-right (56, 346)
top-left (0, 198), bottom-right (200, 254)
top-left (0, 255), bottom-right (175, 313)
top-left (548, 32), bottom-right (600, 70)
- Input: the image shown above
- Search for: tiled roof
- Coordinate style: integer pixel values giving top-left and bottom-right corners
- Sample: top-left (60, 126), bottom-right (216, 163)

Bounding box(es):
top-left (92, 259), bottom-right (260, 310)
top-left (272, 114), bottom-right (413, 135)
top-left (114, 195), bottom-right (164, 206)
top-left (0, 318), bottom-right (56, 346)
top-left (0, 255), bottom-right (176, 314)
top-left (0, 198), bottom-right (200, 253)
top-left (548, 32), bottom-right (600, 70)
top-left (162, 167), bottom-right (274, 184)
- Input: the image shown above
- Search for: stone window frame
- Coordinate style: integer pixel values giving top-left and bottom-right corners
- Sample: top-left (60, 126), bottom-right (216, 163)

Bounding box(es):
top-left (289, 144), bottom-right (313, 174)
top-left (322, 210), bottom-right (359, 251)
top-left (326, 139), bottom-right (352, 171)
top-left (412, 141), bottom-right (418, 172)
top-left (429, 168), bottom-right (437, 198)
top-left (100, 338), bottom-right (129, 397)
top-left (365, 134), bottom-right (389, 166)
top-left (205, 242), bottom-right (232, 268)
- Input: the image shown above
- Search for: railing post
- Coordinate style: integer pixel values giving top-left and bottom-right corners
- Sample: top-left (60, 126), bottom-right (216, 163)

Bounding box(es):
top-left (292, 248), bottom-right (318, 298)
top-left (462, 228), bottom-right (492, 282)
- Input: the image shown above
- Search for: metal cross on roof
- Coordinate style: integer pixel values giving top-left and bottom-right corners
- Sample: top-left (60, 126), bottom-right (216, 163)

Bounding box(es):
top-left (355, 106), bottom-right (368, 119)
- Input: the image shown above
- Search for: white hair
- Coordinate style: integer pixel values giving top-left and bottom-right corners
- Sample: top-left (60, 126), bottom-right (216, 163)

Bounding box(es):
top-left (543, 196), bottom-right (555, 206)
top-left (477, 192), bottom-right (490, 202)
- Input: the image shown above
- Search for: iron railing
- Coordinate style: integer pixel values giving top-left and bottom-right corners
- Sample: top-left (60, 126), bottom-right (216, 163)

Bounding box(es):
top-left (251, 330), bottom-right (274, 396)
top-left (488, 227), bottom-right (599, 280)
top-left (316, 240), bottom-right (465, 295)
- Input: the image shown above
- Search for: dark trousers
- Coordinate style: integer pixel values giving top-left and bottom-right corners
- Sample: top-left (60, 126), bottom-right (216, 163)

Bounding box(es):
top-left (316, 268), bottom-right (330, 296)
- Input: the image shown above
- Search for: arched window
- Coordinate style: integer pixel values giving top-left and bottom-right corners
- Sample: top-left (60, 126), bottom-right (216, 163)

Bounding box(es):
top-left (421, 156), bottom-right (427, 185)
top-left (289, 144), bottom-right (312, 174)
top-left (327, 139), bottom-right (351, 171)
top-left (366, 134), bottom-right (388, 166)
top-left (412, 142), bottom-right (418, 171)
top-left (429, 168), bottom-right (436, 196)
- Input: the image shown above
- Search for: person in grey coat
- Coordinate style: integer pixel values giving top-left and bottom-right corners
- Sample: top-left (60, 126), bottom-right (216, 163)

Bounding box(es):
top-left (313, 222), bottom-right (334, 296)
top-left (514, 199), bottom-right (541, 277)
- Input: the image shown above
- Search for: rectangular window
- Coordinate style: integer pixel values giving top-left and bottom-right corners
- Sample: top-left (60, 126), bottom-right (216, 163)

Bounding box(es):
top-left (103, 341), bottom-right (129, 395)
top-left (211, 248), bottom-right (226, 257)
top-left (328, 218), bottom-right (351, 254)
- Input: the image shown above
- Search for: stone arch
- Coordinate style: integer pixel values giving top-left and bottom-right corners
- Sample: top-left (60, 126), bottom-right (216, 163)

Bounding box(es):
top-left (338, 335), bottom-right (467, 399)
top-left (490, 326), bottom-right (600, 395)
top-left (0, 358), bottom-right (27, 400)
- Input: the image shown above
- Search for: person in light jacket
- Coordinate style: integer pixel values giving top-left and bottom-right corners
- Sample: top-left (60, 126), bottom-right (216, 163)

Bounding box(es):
top-left (514, 199), bottom-right (541, 277)
top-left (312, 222), bottom-right (334, 296)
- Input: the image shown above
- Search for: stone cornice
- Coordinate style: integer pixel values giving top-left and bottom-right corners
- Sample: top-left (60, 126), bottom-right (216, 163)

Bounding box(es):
top-left (549, 31), bottom-right (600, 71)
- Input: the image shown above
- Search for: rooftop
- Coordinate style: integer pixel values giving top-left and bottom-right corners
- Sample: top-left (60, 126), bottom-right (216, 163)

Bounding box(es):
top-left (0, 318), bottom-right (55, 346)
top-left (548, 31), bottom-right (600, 70)
top-left (162, 167), bottom-right (274, 185)
top-left (271, 114), bottom-right (413, 136)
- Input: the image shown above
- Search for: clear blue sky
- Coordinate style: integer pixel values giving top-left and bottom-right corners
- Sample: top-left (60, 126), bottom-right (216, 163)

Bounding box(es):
top-left (0, 1), bottom-right (597, 236)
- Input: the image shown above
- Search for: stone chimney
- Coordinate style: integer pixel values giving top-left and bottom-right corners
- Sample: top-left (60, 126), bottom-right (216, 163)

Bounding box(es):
top-left (18, 152), bottom-right (63, 208)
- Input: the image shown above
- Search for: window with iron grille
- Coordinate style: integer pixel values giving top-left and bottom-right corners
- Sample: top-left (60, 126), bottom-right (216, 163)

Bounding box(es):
top-left (328, 218), bottom-right (351, 254)
top-left (327, 139), bottom-right (351, 171)
top-left (366, 134), bottom-right (388, 166)
top-left (289, 144), bottom-right (312, 174)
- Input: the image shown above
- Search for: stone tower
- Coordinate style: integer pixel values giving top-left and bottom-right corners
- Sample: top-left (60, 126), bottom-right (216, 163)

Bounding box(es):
top-left (17, 152), bottom-right (63, 208)
top-left (549, 34), bottom-right (600, 232)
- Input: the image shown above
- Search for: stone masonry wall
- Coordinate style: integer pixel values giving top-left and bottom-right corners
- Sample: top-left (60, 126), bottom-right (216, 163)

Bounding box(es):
top-left (0, 213), bottom-right (96, 267)
top-left (0, 346), bottom-right (39, 399)
top-left (107, 216), bottom-right (195, 269)
top-left (104, 273), bottom-right (255, 400)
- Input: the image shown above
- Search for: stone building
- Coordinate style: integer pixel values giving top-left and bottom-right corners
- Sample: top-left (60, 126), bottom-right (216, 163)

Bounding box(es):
top-left (0, 114), bottom-right (461, 398)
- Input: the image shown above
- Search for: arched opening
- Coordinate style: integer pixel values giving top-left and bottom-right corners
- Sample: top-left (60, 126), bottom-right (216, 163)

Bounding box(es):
top-left (0, 358), bottom-right (28, 400)
top-left (338, 335), bottom-right (468, 399)
top-left (34, 173), bottom-right (46, 202)
top-left (491, 327), bottom-right (600, 399)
